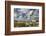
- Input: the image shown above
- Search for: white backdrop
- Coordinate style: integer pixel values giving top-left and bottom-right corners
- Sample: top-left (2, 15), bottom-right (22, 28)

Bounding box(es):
top-left (0, 0), bottom-right (46, 36)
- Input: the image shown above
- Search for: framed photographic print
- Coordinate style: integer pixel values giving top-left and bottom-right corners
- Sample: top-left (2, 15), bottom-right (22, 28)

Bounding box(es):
top-left (5, 1), bottom-right (45, 35)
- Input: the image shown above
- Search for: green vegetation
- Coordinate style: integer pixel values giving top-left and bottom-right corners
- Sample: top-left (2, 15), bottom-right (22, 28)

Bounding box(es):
top-left (14, 20), bottom-right (39, 27)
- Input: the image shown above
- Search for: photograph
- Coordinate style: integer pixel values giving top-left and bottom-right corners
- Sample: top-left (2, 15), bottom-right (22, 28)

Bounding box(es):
top-left (14, 8), bottom-right (39, 27)
top-left (5, 1), bottom-right (45, 35)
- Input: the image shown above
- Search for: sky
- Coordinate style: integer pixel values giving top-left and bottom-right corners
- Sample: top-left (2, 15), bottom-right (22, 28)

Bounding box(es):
top-left (14, 8), bottom-right (39, 21)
